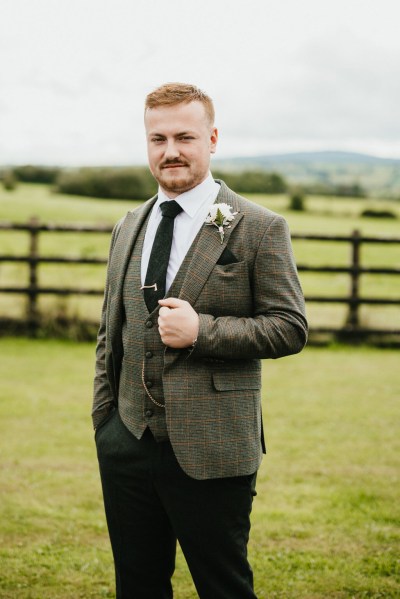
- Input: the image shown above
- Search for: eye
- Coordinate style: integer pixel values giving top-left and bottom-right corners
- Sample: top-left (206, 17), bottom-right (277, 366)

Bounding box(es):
top-left (151, 137), bottom-right (165, 143)
top-left (179, 136), bottom-right (194, 141)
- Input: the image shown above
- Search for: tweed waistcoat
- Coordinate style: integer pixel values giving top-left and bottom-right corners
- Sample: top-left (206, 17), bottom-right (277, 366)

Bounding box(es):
top-left (118, 208), bottom-right (200, 442)
top-left (118, 215), bottom-right (164, 441)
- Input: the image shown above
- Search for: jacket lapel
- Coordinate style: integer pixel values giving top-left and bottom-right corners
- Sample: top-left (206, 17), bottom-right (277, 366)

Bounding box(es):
top-left (109, 196), bottom-right (157, 303)
top-left (174, 181), bottom-right (244, 306)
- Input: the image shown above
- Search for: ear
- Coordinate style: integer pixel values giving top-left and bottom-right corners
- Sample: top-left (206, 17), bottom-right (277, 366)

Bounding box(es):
top-left (210, 127), bottom-right (218, 154)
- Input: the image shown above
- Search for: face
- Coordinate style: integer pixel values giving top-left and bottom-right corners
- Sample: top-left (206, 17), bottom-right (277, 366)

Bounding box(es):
top-left (145, 101), bottom-right (218, 198)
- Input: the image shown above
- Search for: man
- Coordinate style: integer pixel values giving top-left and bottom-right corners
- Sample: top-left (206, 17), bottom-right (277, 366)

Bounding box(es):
top-left (93, 82), bottom-right (307, 599)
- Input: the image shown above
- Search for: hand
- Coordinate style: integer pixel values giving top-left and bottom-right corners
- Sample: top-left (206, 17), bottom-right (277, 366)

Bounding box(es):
top-left (158, 297), bottom-right (199, 349)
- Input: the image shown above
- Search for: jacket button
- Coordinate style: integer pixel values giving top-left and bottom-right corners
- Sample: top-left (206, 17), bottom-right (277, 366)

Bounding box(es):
top-left (145, 409), bottom-right (153, 418)
top-left (145, 320), bottom-right (153, 328)
top-left (145, 380), bottom-right (153, 388)
top-left (145, 351), bottom-right (153, 359)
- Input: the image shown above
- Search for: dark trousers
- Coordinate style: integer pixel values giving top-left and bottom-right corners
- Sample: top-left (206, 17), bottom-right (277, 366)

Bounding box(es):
top-left (95, 409), bottom-right (258, 599)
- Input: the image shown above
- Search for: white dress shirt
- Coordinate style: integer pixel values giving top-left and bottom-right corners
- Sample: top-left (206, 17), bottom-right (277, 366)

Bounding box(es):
top-left (141, 174), bottom-right (221, 292)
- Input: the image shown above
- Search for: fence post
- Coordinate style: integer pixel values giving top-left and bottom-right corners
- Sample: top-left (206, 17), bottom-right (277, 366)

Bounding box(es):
top-left (346, 229), bottom-right (361, 330)
top-left (27, 217), bottom-right (40, 335)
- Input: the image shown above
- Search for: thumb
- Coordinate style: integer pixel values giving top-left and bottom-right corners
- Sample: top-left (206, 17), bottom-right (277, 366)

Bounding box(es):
top-left (158, 297), bottom-right (185, 309)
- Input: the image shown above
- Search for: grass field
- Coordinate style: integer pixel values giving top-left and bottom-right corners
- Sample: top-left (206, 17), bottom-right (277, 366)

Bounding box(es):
top-left (0, 338), bottom-right (399, 598)
top-left (1, 183), bottom-right (399, 331)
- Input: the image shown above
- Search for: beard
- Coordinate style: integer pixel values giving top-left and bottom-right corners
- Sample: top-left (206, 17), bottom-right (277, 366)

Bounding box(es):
top-left (153, 160), bottom-right (206, 196)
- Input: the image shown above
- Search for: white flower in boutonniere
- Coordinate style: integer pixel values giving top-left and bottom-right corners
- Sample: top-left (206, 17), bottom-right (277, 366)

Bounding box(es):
top-left (205, 203), bottom-right (238, 244)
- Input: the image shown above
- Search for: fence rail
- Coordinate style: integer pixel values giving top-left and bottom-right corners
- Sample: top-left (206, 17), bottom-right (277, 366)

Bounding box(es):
top-left (1, 219), bottom-right (400, 339)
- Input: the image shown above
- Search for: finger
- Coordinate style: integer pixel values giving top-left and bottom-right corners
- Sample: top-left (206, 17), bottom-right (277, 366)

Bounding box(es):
top-left (158, 306), bottom-right (170, 317)
top-left (158, 297), bottom-right (185, 309)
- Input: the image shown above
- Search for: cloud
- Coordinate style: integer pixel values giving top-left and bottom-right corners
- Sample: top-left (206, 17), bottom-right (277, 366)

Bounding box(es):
top-left (214, 27), bottom-right (400, 158)
top-left (1, 0), bottom-right (400, 163)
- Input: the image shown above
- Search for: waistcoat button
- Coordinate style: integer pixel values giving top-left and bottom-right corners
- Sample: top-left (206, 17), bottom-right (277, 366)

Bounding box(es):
top-left (145, 380), bottom-right (153, 388)
top-left (145, 409), bottom-right (153, 418)
top-left (145, 320), bottom-right (153, 328)
top-left (145, 351), bottom-right (153, 358)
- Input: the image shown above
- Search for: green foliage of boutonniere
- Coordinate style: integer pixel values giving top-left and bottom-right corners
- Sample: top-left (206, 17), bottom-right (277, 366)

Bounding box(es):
top-left (205, 203), bottom-right (238, 244)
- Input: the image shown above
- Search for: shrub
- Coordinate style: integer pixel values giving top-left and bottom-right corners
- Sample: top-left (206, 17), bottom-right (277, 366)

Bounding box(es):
top-left (2, 170), bottom-right (17, 191)
top-left (361, 209), bottom-right (396, 219)
top-left (289, 192), bottom-right (306, 211)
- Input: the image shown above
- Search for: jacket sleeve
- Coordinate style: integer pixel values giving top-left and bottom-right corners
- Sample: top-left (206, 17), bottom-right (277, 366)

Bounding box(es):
top-left (91, 221), bottom-right (122, 429)
top-left (194, 215), bottom-right (308, 360)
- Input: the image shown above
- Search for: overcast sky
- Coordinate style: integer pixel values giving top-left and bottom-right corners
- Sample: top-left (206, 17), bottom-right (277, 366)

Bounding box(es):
top-left (1, 0), bottom-right (400, 166)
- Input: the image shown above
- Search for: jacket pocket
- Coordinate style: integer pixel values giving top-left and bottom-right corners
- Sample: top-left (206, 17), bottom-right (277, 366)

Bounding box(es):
top-left (211, 260), bottom-right (247, 277)
top-left (212, 372), bottom-right (261, 391)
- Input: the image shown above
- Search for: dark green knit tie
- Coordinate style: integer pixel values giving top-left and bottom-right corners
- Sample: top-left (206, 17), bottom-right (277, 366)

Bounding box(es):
top-left (143, 200), bottom-right (183, 313)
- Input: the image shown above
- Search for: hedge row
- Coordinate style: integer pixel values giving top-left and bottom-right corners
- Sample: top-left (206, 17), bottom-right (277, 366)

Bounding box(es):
top-left (56, 167), bottom-right (287, 200)
top-left (56, 167), bottom-right (157, 200)
top-left (12, 165), bottom-right (61, 184)
top-left (4, 165), bottom-right (288, 199)
top-left (213, 170), bottom-right (287, 194)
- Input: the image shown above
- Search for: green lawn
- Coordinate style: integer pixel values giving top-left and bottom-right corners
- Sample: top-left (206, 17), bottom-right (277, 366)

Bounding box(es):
top-left (1, 183), bottom-right (400, 329)
top-left (0, 338), bottom-right (399, 597)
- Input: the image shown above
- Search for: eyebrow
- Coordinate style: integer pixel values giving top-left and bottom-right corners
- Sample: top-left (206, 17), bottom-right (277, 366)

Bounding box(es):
top-left (149, 130), bottom-right (196, 138)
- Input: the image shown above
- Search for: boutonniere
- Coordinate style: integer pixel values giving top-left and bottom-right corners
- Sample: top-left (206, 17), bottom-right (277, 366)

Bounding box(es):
top-left (205, 203), bottom-right (238, 244)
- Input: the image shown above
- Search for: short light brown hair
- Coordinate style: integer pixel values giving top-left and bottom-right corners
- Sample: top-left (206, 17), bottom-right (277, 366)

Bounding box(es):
top-left (145, 82), bottom-right (215, 125)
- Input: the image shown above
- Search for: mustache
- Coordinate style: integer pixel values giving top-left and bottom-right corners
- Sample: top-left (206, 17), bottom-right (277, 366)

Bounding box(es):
top-left (161, 159), bottom-right (188, 168)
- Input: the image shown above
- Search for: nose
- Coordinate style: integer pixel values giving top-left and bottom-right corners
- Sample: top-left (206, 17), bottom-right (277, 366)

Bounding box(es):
top-left (164, 139), bottom-right (180, 160)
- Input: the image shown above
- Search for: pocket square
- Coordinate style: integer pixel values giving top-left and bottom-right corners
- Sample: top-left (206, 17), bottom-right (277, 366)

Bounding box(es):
top-left (217, 247), bottom-right (239, 266)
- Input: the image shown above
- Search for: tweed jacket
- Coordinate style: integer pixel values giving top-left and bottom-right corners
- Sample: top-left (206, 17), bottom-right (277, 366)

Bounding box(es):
top-left (93, 180), bottom-right (308, 479)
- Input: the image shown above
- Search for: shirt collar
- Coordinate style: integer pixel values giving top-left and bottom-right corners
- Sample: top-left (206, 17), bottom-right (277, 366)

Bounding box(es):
top-left (157, 173), bottom-right (219, 218)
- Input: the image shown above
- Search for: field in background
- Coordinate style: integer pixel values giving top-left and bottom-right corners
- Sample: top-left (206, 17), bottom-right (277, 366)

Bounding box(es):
top-left (1, 184), bottom-right (400, 332)
top-left (0, 338), bottom-right (398, 598)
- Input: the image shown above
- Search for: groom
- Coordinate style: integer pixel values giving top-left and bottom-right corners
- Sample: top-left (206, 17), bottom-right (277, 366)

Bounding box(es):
top-left (93, 82), bottom-right (307, 598)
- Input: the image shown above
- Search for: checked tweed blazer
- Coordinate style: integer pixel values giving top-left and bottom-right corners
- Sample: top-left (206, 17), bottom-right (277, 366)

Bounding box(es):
top-left (93, 180), bottom-right (308, 480)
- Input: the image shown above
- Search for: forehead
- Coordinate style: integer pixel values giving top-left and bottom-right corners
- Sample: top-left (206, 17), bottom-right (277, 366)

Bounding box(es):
top-left (145, 101), bottom-right (209, 134)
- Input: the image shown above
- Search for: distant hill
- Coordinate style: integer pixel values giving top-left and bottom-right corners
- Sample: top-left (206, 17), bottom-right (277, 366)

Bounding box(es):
top-left (213, 151), bottom-right (400, 198)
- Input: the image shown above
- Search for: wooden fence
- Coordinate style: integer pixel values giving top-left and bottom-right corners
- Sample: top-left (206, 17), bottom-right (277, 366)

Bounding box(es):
top-left (1, 219), bottom-right (400, 340)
